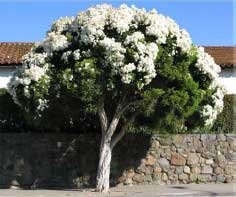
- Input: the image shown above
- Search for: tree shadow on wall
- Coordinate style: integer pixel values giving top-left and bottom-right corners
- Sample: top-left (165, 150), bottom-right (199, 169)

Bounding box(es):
top-left (31, 133), bottom-right (151, 189)
top-left (110, 133), bottom-right (151, 186)
top-left (51, 133), bottom-right (151, 189)
top-left (31, 134), bottom-right (101, 189)
top-left (0, 133), bottom-right (151, 190)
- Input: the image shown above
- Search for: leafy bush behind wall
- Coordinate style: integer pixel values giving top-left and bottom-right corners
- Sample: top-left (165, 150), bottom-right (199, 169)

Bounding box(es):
top-left (0, 88), bottom-right (28, 132)
top-left (212, 94), bottom-right (235, 133)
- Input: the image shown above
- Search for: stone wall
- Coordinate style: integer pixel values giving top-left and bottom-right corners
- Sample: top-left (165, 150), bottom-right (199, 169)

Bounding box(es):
top-left (0, 133), bottom-right (235, 189)
top-left (0, 133), bottom-right (150, 188)
top-left (118, 134), bottom-right (236, 185)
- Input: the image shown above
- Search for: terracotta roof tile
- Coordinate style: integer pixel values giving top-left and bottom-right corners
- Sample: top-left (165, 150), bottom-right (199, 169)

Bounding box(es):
top-left (0, 42), bottom-right (33, 66)
top-left (204, 46), bottom-right (236, 68)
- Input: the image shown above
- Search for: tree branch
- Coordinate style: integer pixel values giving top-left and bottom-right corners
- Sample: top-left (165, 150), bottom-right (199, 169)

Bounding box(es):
top-left (120, 100), bottom-right (140, 115)
top-left (110, 112), bottom-right (138, 149)
top-left (98, 94), bottom-right (139, 142)
top-left (106, 98), bottom-right (140, 141)
top-left (98, 99), bottom-right (108, 135)
top-left (105, 103), bottom-right (122, 140)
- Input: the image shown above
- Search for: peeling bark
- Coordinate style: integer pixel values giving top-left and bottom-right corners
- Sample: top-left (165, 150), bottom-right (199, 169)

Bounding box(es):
top-left (96, 137), bottom-right (112, 193)
top-left (96, 102), bottom-right (118, 193)
top-left (96, 101), bottom-right (138, 193)
top-left (98, 100), bottom-right (108, 134)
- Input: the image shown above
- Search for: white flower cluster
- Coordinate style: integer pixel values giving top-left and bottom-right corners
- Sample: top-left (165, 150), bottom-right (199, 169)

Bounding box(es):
top-left (145, 13), bottom-right (169, 44)
top-left (73, 49), bottom-right (81, 60)
top-left (8, 41), bottom-right (50, 111)
top-left (24, 64), bottom-right (48, 81)
top-left (61, 51), bottom-right (72, 63)
top-left (8, 64), bottom-right (49, 104)
top-left (51, 16), bottom-right (75, 33)
top-left (202, 105), bottom-right (217, 126)
top-left (143, 10), bottom-right (192, 52)
top-left (22, 52), bottom-right (47, 66)
top-left (120, 63), bottom-right (136, 83)
top-left (175, 29), bottom-right (192, 53)
top-left (109, 4), bottom-right (134, 34)
top-left (196, 47), bottom-right (221, 79)
top-left (195, 48), bottom-right (225, 126)
top-left (124, 32), bottom-right (158, 86)
top-left (99, 37), bottom-right (125, 74)
top-left (197, 48), bottom-right (225, 126)
top-left (37, 98), bottom-right (49, 114)
top-left (71, 4), bottom-right (193, 87)
top-left (124, 31), bottom-right (144, 45)
top-left (201, 82), bottom-right (226, 126)
top-left (41, 32), bottom-right (69, 55)
top-left (76, 4), bottom-right (110, 45)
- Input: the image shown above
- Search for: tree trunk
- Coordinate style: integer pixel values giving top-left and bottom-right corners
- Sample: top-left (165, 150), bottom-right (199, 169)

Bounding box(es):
top-left (96, 136), bottom-right (112, 193)
top-left (95, 113), bottom-right (136, 192)
top-left (96, 100), bottom-right (130, 192)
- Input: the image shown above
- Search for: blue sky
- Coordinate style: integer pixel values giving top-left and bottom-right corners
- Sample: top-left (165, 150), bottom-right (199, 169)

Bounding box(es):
top-left (0, 0), bottom-right (234, 45)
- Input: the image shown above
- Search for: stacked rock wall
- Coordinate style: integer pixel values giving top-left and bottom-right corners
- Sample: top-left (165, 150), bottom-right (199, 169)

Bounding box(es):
top-left (0, 133), bottom-right (235, 188)
top-left (118, 134), bottom-right (236, 185)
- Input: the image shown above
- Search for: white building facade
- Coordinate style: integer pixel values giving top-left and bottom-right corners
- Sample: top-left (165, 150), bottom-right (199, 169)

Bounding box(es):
top-left (0, 67), bottom-right (15, 88)
top-left (218, 68), bottom-right (236, 94)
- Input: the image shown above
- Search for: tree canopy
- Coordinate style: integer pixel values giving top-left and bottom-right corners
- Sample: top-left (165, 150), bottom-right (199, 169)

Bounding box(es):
top-left (7, 4), bottom-right (226, 192)
top-left (8, 4), bottom-right (225, 132)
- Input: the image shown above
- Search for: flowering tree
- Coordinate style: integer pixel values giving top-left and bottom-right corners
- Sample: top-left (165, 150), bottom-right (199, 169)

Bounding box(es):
top-left (8, 4), bottom-right (225, 192)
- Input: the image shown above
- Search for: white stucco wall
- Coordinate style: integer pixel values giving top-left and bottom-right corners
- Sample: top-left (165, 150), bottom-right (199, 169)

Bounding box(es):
top-left (0, 66), bottom-right (236, 94)
top-left (218, 68), bottom-right (236, 94)
top-left (0, 67), bottom-right (15, 89)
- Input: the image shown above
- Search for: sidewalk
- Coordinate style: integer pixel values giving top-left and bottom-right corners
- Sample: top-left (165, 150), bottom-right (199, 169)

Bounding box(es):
top-left (0, 183), bottom-right (235, 197)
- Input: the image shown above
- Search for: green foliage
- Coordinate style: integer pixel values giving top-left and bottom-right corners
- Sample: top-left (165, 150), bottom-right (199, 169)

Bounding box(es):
top-left (0, 88), bottom-right (99, 133)
top-left (133, 43), bottom-right (209, 133)
top-left (212, 95), bottom-right (236, 133)
top-left (0, 88), bottom-right (28, 132)
top-left (131, 94), bottom-right (236, 134)
top-left (1, 84), bottom-right (235, 134)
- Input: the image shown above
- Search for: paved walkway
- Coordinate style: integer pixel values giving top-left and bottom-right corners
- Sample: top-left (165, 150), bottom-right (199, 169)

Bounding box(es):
top-left (0, 183), bottom-right (235, 197)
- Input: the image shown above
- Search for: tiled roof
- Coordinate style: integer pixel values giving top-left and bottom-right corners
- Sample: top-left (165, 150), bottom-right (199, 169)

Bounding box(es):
top-left (0, 42), bottom-right (33, 66)
top-left (204, 46), bottom-right (236, 68)
top-left (0, 42), bottom-right (235, 68)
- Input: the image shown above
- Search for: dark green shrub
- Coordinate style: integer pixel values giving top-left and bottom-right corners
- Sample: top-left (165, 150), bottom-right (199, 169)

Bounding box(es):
top-left (0, 88), bottom-right (28, 132)
top-left (213, 94), bottom-right (236, 133)
top-left (0, 88), bottom-right (98, 133)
